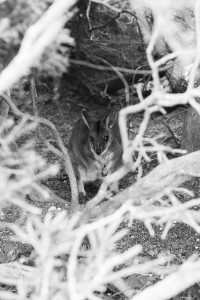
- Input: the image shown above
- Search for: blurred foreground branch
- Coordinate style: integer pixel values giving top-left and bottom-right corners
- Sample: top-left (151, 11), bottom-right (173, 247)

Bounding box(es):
top-left (0, 0), bottom-right (76, 93)
top-left (2, 93), bottom-right (78, 209)
top-left (1, 0), bottom-right (200, 300)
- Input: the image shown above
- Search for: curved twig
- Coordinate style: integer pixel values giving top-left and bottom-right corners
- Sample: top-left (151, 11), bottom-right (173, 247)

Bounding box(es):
top-left (2, 94), bottom-right (79, 210)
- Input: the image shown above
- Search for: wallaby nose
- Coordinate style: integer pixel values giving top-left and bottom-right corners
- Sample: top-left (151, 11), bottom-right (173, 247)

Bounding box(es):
top-left (96, 149), bottom-right (101, 155)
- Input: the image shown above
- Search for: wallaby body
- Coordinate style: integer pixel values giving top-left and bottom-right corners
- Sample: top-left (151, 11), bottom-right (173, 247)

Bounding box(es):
top-left (68, 109), bottom-right (122, 195)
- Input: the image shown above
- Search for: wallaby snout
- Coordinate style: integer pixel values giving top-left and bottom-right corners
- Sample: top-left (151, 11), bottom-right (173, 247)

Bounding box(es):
top-left (95, 148), bottom-right (102, 155)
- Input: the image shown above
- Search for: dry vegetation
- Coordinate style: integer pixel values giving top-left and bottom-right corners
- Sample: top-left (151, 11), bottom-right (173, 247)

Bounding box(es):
top-left (1, 0), bottom-right (200, 300)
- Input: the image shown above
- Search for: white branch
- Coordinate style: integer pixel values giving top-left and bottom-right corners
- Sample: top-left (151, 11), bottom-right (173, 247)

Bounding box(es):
top-left (0, 0), bottom-right (76, 94)
top-left (132, 260), bottom-right (200, 300)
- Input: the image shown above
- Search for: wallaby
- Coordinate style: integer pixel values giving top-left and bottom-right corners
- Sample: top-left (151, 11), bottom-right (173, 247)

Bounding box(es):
top-left (68, 109), bottom-right (122, 195)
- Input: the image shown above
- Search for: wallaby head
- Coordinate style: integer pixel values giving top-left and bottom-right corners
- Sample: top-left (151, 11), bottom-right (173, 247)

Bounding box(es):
top-left (81, 109), bottom-right (118, 156)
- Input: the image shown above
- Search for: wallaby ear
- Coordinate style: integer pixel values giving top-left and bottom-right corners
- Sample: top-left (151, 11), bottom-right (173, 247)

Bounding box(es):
top-left (105, 112), bottom-right (118, 129)
top-left (81, 109), bottom-right (90, 128)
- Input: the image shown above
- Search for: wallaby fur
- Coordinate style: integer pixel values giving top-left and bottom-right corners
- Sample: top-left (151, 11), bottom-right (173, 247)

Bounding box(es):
top-left (68, 109), bottom-right (122, 195)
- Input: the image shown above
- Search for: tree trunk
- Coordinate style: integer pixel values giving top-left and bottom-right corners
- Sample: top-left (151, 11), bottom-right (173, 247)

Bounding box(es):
top-left (181, 106), bottom-right (200, 152)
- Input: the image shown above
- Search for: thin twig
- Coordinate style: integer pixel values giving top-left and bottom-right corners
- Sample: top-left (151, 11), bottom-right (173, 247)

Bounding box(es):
top-left (29, 74), bottom-right (41, 137)
top-left (1, 93), bottom-right (79, 210)
top-left (89, 13), bottom-right (120, 32)
top-left (161, 120), bottom-right (181, 147)
top-left (70, 59), bottom-right (174, 75)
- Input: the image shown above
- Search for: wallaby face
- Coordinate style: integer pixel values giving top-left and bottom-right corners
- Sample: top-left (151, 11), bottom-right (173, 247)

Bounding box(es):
top-left (68, 109), bottom-right (122, 196)
top-left (81, 109), bottom-right (117, 156)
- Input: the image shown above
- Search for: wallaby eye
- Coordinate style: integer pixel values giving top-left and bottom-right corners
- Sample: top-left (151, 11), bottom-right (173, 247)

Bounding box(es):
top-left (104, 135), bottom-right (109, 142)
top-left (90, 136), bottom-right (94, 142)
